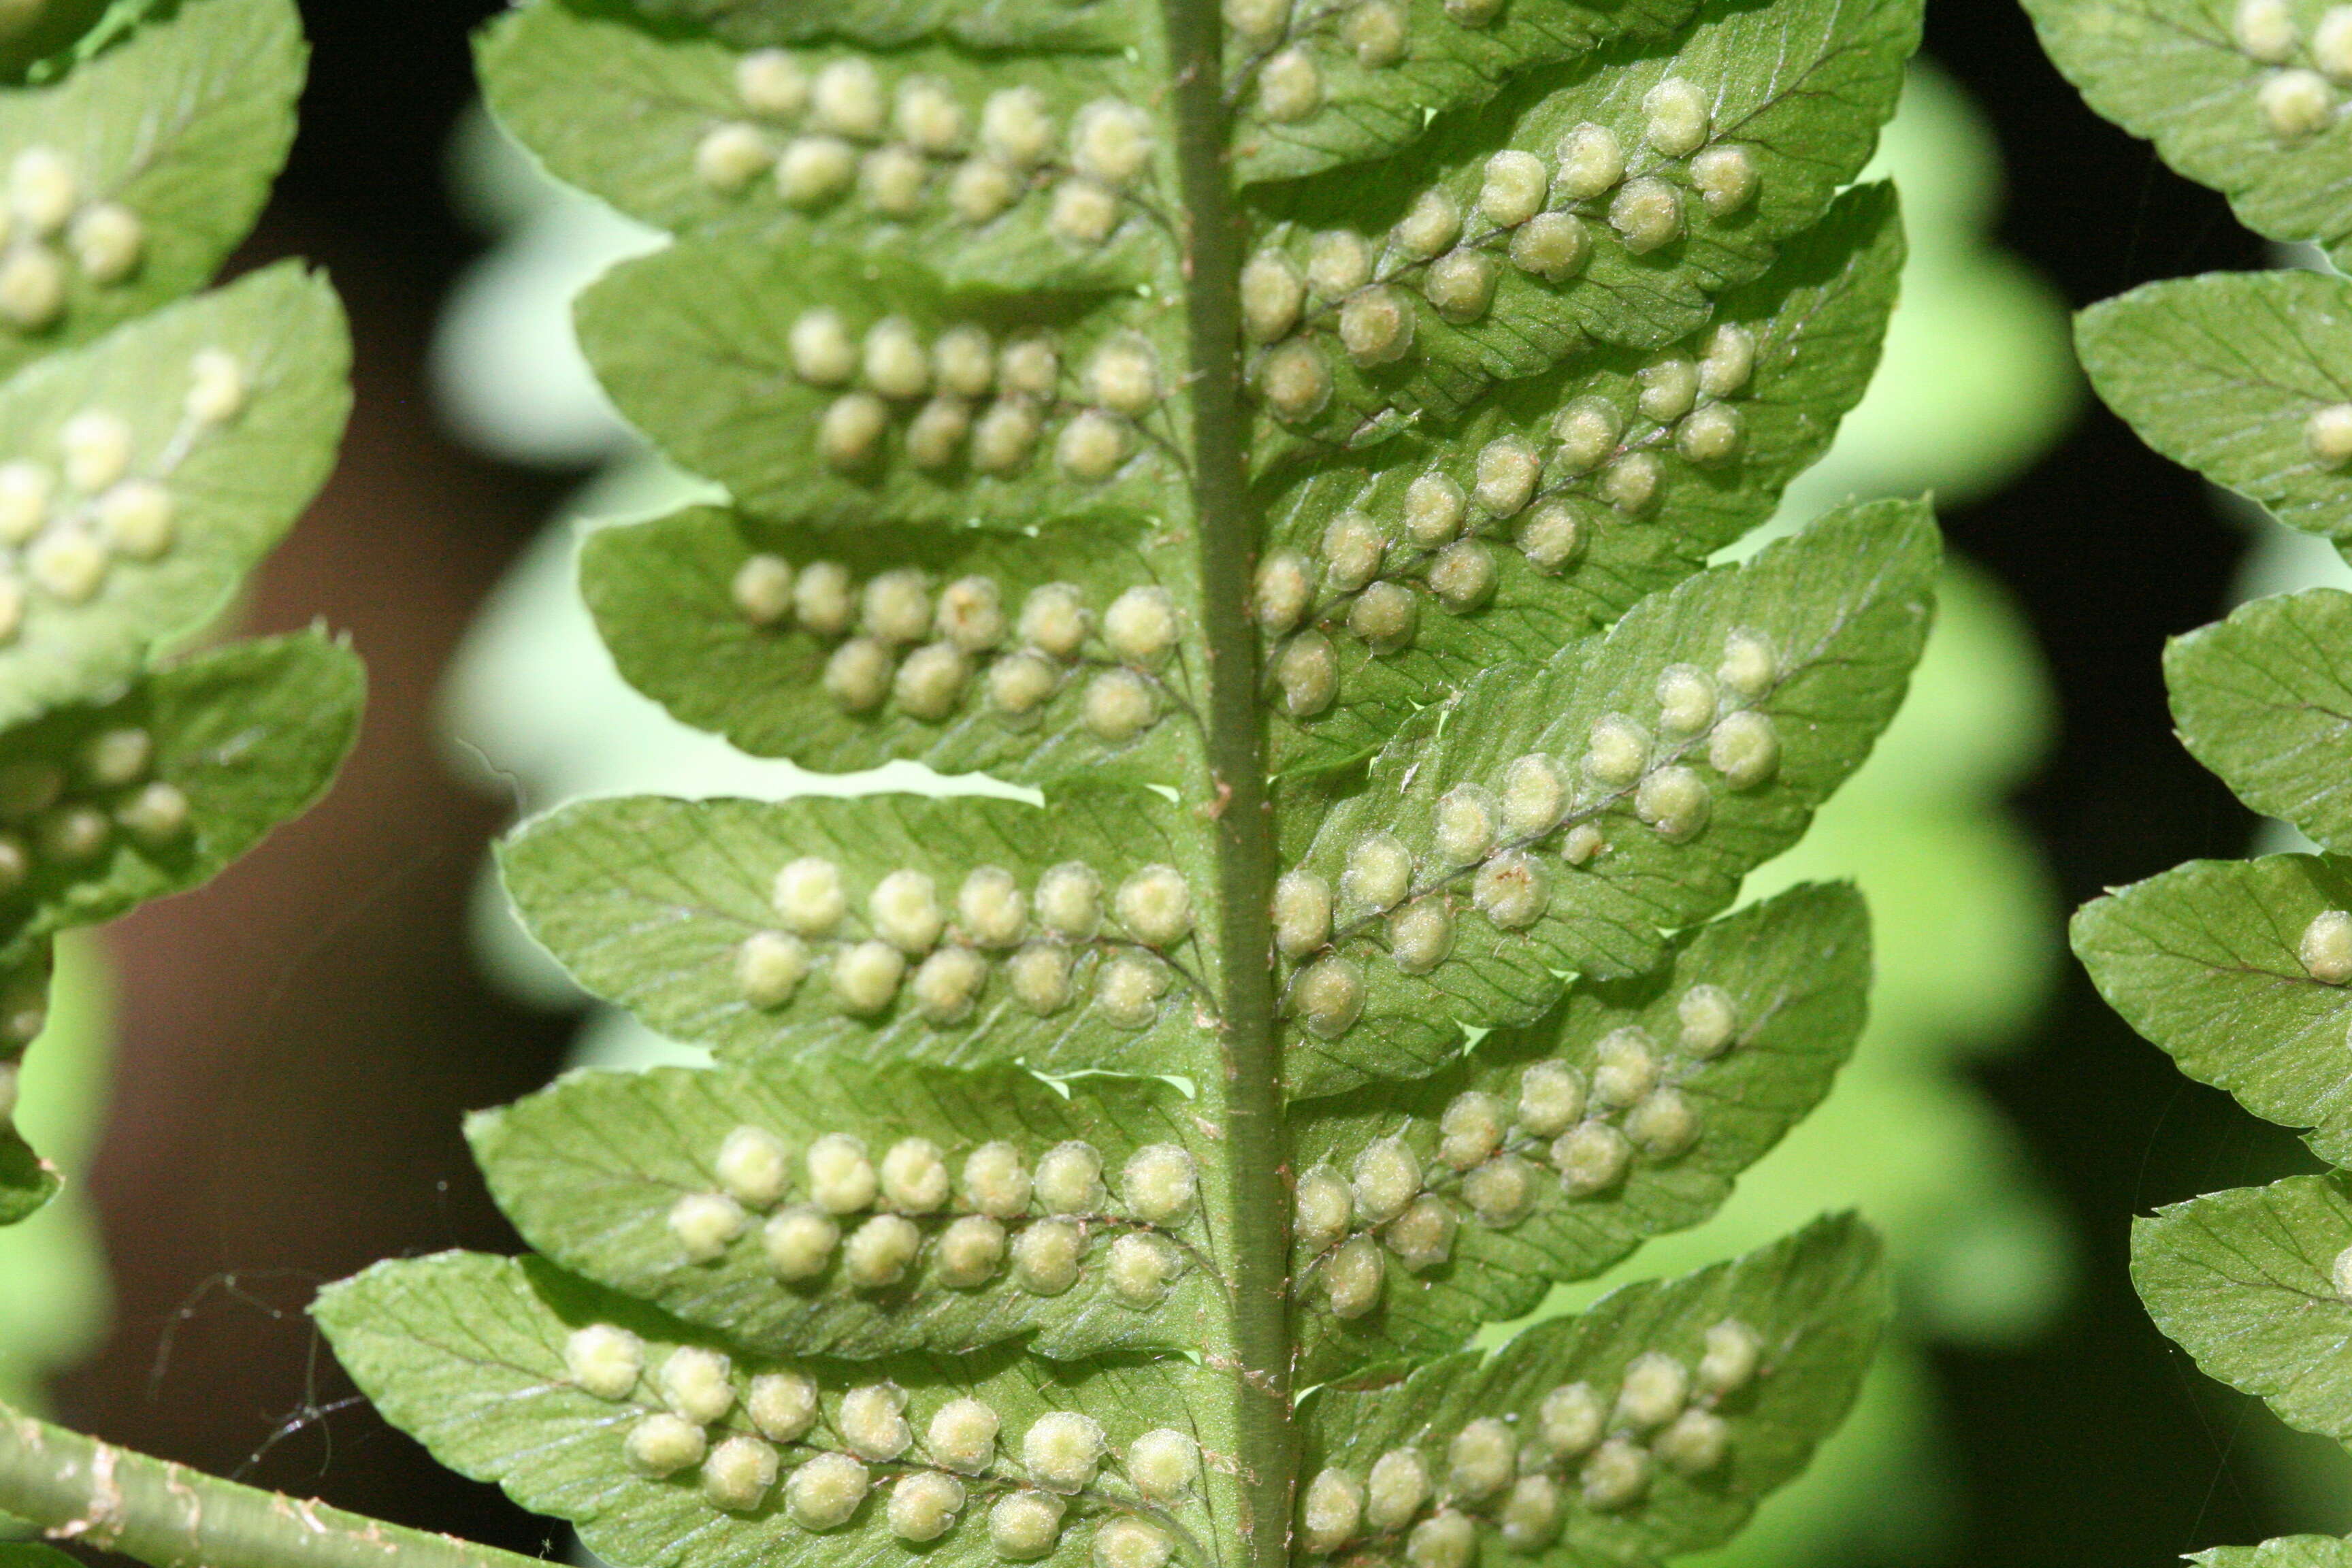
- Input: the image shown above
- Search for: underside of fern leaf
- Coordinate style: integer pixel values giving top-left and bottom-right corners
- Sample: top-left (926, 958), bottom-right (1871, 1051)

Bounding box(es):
top-left (0, 0), bottom-right (359, 1229)
top-left (2034, 0), bottom-right (2352, 1558)
top-left (318, 1), bottom-right (1931, 1566)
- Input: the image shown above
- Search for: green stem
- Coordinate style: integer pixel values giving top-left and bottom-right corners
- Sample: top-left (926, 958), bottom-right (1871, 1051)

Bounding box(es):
top-left (1158, 5), bottom-right (1294, 1567)
top-left (0, 1402), bottom-right (537, 1568)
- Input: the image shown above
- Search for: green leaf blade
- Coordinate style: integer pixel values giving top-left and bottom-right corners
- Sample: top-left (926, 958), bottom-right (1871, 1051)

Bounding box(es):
top-left (2072, 853), bottom-right (2352, 1165)
top-left (2197, 1539), bottom-right (2352, 1568)
top-left (316, 1250), bottom-right (1245, 1568)
top-left (1262, 182), bottom-right (1905, 776)
top-left (2167, 588), bottom-right (2352, 849)
top-left (498, 785), bottom-right (1222, 1079)
top-left (1281, 497), bottom-right (1937, 1096)
top-left (2025, 0), bottom-right (2352, 265)
top-left (1300, 1213), bottom-right (1884, 1566)
top-left (0, 938), bottom-right (56, 1226)
top-left (1240, 0), bottom-right (1918, 453)
top-left (0, 1544), bottom-right (86, 1568)
top-left (471, 1058), bottom-right (1229, 1362)
top-left (2078, 271), bottom-right (2352, 542)
top-left (478, 3), bottom-right (1163, 294)
top-left (0, 0), bottom-right (305, 376)
top-left (0, 629), bottom-right (364, 957)
top-left (1227, 0), bottom-right (1702, 184)
top-left (608, 0), bottom-right (1139, 53)
top-left (2133, 1175), bottom-right (2352, 1443)
top-left (581, 508), bottom-right (1206, 789)
top-left (1288, 884), bottom-right (1868, 1382)
top-left (576, 240), bottom-right (1181, 532)
top-left (0, 260), bottom-right (352, 726)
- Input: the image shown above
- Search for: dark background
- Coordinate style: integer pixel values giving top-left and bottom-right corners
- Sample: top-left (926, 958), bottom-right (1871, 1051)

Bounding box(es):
top-left (29, 1), bottom-right (2328, 1564)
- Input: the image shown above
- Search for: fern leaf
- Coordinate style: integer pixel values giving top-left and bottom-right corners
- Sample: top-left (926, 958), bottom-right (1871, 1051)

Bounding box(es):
top-left (1226, 0), bottom-right (1703, 184)
top-left (468, 1058), bottom-right (1224, 1362)
top-left (315, 1250), bottom-right (1246, 1568)
top-left (574, 238), bottom-right (1181, 532)
top-left (1241, 0), bottom-right (1916, 456)
top-left (2166, 589), bottom-right (2352, 852)
top-left (608, 0), bottom-right (1135, 53)
top-left (2132, 1174), bottom-right (2352, 1443)
top-left (2074, 853), bottom-right (2352, 1164)
top-left (2078, 272), bottom-right (2352, 541)
top-left (0, 260), bottom-right (351, 729)
top-left (0, 0), bottom-right (304, 376)
top-left (2198, 1540), bottom-right (2352, 1568)
top-left (506, 505), bottom-right (1927, 1095)
top-left (500, 783), bottom-right (1219, 1078)
top-left (2024, 0), bottom-right (2352, 265)
top-left (0, 938), bottom-right (56, 1224)
top-left (1279, 498), bottom-right (1933, 1096)
top-left (1298, 1214), bottom-right (1882, 1565)
top-left (477, 5), bottom-right (1152, 294)
top-left (1258, 184), bottom-right (1904, 774)
top-left (579, 507), bottom-right (1205, 787)
top-left (0, 630), bottom-right (362, 962)
top-left (1288, 884), bottom-right (1866, 1379)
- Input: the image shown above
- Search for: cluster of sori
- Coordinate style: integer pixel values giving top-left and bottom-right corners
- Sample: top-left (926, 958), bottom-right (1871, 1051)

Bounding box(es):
top-left (0, 145), bottom-right (146, 331)
top-left (561, 1323), bottom-right (1198, 1563)
top-left (1241, 82), bottom-right (1760, 423)
top-left (690, 46), bottom-right (1154, 246)
top-left (2304, 396), bottom-right (2352, 467)
top-left (0, 348), bottom-right (248, 637)
top-left (660, 1127), bottom-right (1198, 1306)
top-left (2296, 906), bottom-right (2352, 989)
top-left (738, 857), bottom-right (1198, 1027)
top-left (1276, 632), bottom-right (1781, 1038)
top-left (2234, 0), bottom-right (2352, 138)
top-left (1296, 990), bottom-right (1740, 1316)
top-left (1226, 0), bottom-right (1463, 122)
top-left (782, 308), bottom-right (1166, 485)
top-left (0, 728), bottom-right (190, 894)
top-left (730, 557), bottom-right (1184, 742)
top-left (1299, 1320), bottom-right (1767, 1563)
top-left (1258, 323), bottom-right (1758, 719)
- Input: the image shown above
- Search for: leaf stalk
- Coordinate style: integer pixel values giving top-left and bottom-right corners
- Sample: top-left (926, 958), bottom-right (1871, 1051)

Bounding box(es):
top-left (1158, 0), bottom-right (1296, 1561)
top-left (0, 1401), bottom-right (540, 1568)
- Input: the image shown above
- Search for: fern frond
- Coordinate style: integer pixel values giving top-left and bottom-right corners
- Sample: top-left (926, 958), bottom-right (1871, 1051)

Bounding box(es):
top-left (0, 0), bottom-right (356, 1225)
top-left (320, 1), bottom-right (1930, 1564)
top-left (1241, 0), bottom-right (1914, 455)
top-left (501, 783), bottom-right (1217, 1076)
top-left (2076, 853), bottom-right (2352, 1164)
top-left (2037, 0), bottom-right (2352, 1554)
top-left (2078, 272), bottom-right (2352, 542)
